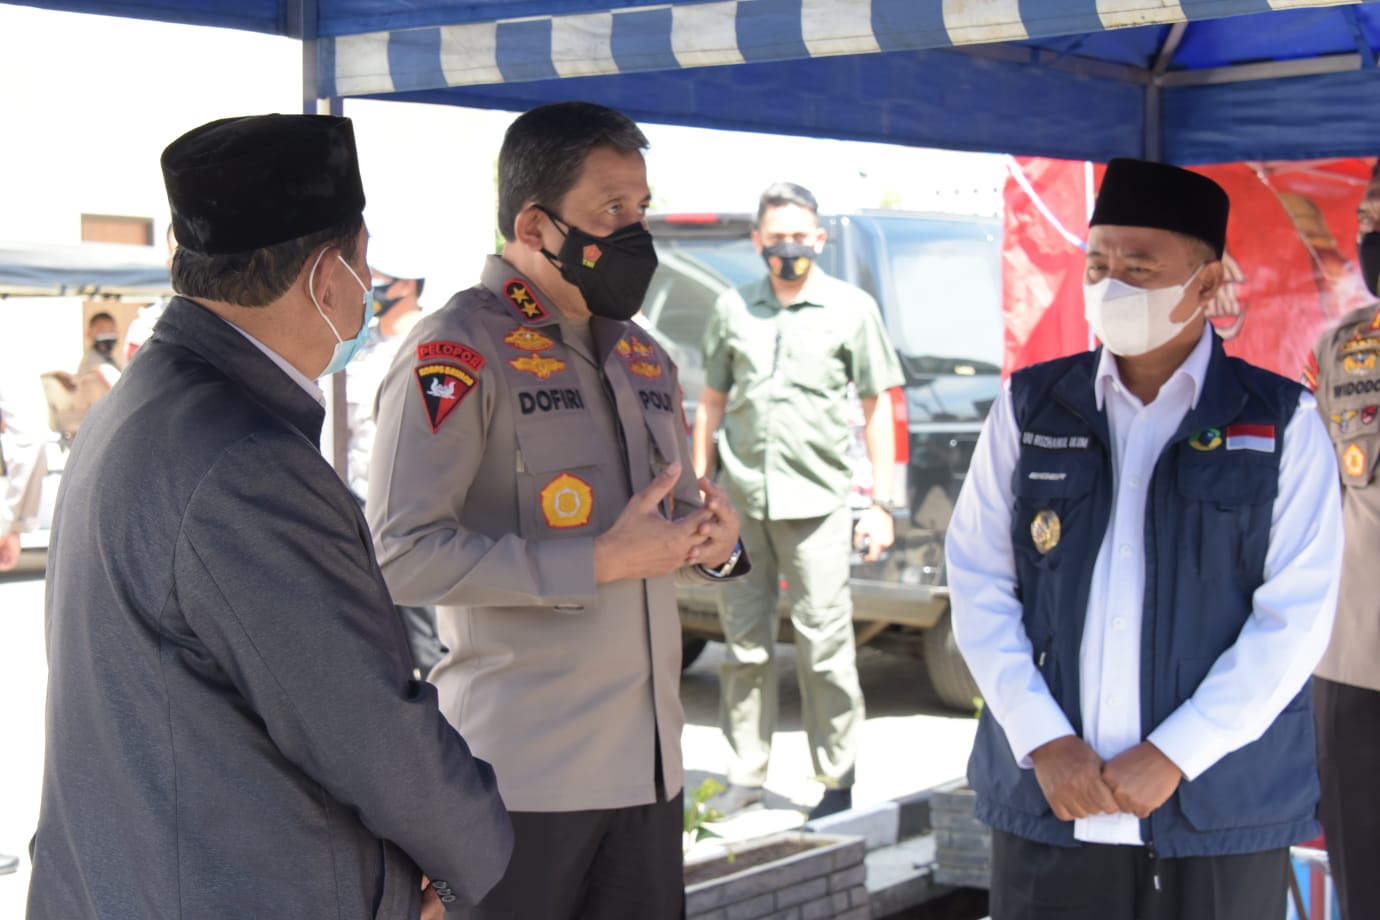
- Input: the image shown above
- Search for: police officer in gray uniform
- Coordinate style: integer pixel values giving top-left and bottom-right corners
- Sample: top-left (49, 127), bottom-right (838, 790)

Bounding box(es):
top-left (368, 102), bottom-right (747, 918)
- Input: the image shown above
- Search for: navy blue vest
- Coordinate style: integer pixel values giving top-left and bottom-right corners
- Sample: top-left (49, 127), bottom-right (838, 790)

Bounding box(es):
top-left (967, 337), bottom-right (1320, 857)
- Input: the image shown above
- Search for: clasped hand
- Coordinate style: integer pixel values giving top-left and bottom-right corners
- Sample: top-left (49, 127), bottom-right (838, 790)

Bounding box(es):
top-left (593, 465), bottom-right (741, 584)
top-left (1028, 736), bottom-right (1184, 821)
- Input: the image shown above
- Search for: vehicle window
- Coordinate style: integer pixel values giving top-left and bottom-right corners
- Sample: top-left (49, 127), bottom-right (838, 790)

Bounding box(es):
top-left (872, 218), bottom-right (1004, 372)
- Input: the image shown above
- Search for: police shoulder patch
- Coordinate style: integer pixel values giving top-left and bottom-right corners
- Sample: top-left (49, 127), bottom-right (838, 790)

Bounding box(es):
top-left (414, 339), bottom-right (483, 433)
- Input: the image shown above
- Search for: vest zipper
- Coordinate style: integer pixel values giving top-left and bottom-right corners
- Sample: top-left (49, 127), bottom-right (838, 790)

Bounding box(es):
top-left (1147, 840), bottom-right (1161, 893)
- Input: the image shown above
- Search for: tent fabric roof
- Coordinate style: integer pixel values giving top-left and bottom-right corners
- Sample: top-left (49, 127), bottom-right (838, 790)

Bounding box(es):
top-left (14, 0), bottom-right (1380, 163)
top-left (0, 241), bottom-right (171, 299)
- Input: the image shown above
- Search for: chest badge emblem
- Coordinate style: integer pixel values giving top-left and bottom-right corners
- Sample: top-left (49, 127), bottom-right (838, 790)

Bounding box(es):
top-left (1333, 409), bottom-right (1359, 433)
top-left (1344, 443), bottom-right (1368, 479)
top-left (1030, 509), bottom-right (1061, 555)
top-left (510, 354), bottom-right (567, 380)
top-left (1189, 428), bottom-right (1222, 451)
top-left (1344, 352), bottom-right (1377, 376)
top-left (1364, 405), bottom-right (1379, 426)
top-left (541, 473), bottom-right (594, 529)
top-left (504, 327), bottom-right (555, 353)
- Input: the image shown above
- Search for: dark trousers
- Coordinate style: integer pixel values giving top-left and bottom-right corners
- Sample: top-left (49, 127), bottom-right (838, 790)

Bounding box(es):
top-left (990, 828), bottom-right (1288, 920)
top-left (1315, 676), bottom-right (1380, 920)
top-left (455, 794), bottom-right (685, 920)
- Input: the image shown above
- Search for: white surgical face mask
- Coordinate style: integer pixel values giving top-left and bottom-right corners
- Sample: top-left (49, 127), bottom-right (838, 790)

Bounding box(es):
top-left (309, 249), bottom-right (372, 377)
top-left (1083, 263), bottom-right (1206, 357)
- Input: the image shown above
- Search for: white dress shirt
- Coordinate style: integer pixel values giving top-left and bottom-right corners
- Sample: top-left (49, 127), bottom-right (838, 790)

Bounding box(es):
top-left (947, 324), bottom-right (1342, 844)
top-left (229, 321), bottom-right (327, 409)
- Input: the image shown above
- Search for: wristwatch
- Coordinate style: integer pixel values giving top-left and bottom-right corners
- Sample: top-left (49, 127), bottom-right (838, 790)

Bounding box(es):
top-left (710, 540), bottom-right (744, 578)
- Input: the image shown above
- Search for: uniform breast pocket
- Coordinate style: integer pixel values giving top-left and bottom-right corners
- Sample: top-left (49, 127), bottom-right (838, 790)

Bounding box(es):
top-left (1176, 460), bottom-right (1277, 582)
top-left (1011, 453), bottom-right (1100, 574)
top-left (514, 422), bottom-right (608, 539)
top-left (1335, 431), bottom-right (1380, 490)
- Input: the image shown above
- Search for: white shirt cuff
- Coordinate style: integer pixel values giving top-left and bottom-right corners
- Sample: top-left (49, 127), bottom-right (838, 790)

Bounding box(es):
top-left (1146, 702), bottom-right (1220, 781)
top-left (1000, 693), bottom-right (1078, 770)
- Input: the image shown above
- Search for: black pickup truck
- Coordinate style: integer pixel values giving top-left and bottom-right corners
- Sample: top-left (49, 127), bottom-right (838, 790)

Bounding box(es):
top-left (636, 210), bottom-right (1002, 710)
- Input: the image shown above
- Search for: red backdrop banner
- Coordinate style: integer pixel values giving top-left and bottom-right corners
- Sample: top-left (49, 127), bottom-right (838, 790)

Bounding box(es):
top-left (1002, 157), bottom-right (1375, 381)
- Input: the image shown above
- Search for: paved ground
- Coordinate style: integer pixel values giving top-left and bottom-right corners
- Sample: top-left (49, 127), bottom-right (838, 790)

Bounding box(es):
top-left (0, 563), bottom-right (978, 916)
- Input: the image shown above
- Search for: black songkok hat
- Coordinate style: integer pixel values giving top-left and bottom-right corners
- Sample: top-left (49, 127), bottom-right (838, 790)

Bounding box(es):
top-left (161, 114), bottom-right (365, 256)
top-left (1089, 158), bottom-right (1229, 258)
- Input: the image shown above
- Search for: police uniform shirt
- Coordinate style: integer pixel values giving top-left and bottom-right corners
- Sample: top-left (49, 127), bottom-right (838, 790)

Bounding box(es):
top-left (1309, 304), bottom-right (1380, 693)
top-left (368, 255), bottom-right (732, 813)
top-left (947, 324), bottom-right (1341, 844)
top-left (703, 271), bottom-right (904, 520)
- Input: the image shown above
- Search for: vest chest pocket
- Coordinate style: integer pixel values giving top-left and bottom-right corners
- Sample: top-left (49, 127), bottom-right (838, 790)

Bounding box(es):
top-left (1176, 459), bottom-right (1277, 584)
top-left (513, 420), bottom-right (609, 539)
top-left (1011, 453), bottom-right (1101, 573)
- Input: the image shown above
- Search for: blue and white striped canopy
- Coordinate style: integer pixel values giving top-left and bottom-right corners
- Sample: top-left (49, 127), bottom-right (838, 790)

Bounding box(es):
top-left (15, 0), bottom-right (1380, 163)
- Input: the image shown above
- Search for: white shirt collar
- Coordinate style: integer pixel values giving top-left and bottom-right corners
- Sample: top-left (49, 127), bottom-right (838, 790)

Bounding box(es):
top-left (226, 321), bottom-right (327, 409)
top-left (1093, 322), bottom-right (1215, 412)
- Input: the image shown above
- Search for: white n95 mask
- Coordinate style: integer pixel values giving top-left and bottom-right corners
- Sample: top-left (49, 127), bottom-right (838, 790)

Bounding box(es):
top-left (1083, 264), bottom-right (1205, 357)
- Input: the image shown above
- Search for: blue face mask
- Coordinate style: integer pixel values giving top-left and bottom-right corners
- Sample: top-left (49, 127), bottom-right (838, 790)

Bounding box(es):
top-left (310, 249), bottom-right (372, 377)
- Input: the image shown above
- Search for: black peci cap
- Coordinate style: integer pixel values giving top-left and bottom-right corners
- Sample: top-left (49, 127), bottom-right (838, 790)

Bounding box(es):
top-left (1089, 158), bottom-right (1229, 258)
top-left (161, 114), bottom-right (365, 256)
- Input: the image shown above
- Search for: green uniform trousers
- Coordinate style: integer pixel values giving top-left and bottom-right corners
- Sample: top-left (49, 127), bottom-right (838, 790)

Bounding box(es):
top-left (717, 505), bottom-right (863, 789)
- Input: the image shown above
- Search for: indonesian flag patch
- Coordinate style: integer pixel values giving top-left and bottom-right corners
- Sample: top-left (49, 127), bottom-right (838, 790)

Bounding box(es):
top-left (1224, 423), bottom-right (1275, 453)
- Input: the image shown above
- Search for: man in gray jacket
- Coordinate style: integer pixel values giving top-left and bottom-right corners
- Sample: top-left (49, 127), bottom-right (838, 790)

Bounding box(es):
top-left (27, 114), bottom-right (511, 920)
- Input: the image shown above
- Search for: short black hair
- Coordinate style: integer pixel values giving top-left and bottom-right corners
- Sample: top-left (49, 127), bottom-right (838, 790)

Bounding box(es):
top-left (170, 217), bottom-right (363, 308)
top-left (88, 311), bottom-right (116, 328)
top-left (756, 182), bottom-right (819, 225)
top-left (497, 102), bottom-right (648, 243)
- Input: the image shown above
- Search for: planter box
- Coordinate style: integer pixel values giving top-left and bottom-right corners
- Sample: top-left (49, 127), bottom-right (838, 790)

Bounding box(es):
top-left (685, 831), bottom-right (871, 920)
top-left (930, 781), bottom-right (991, 890)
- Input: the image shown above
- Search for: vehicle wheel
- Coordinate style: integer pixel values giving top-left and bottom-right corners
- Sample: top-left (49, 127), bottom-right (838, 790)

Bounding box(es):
top-left (682, 636), bottom-right (709, 670)
top-left (923, 609), bottom-right (982, 713)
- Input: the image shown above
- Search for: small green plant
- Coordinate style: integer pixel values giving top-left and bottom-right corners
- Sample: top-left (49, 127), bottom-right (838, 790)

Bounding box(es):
top-left (683, 777), bottom-right (727, 854)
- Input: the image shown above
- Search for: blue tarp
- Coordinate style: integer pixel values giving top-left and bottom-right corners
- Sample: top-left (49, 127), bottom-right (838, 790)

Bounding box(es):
top-left (13, 0), bottom-right (1380, 163)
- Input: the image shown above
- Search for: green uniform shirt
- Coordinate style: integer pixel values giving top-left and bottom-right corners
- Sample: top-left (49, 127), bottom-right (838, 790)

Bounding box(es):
top-left (704, 271), bottom-right (905, 520)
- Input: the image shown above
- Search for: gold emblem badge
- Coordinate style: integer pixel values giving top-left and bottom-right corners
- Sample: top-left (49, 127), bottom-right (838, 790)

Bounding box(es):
top-left (540, 473), bottom-right (593, 529)
top-left (1344, 352), bottom-right (1377, 376)
top-left (628, 360), bottom-right (663, 379)
top-left (503, 327), bottom-right (555, 353)
top-left (1030, 509), bottom-right (1061, 555)
top-left (1344, 443), bottom-right (1368, 479)
top-left (509, 355), bottom-right (567, 380)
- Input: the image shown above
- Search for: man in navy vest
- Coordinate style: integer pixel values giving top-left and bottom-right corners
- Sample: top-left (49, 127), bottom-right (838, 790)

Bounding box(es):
top-left (946, 158), bottom-right (1343, 920)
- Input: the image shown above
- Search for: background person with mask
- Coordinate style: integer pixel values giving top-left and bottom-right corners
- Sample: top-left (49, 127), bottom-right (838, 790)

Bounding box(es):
top-left (28, 113), bottom-right (512, 919)
top-left (368, 101), bottom-right (748, 918)
top-left (947, 158), bottom-right (1342, 920)
top-left (345, 236), bottom-right (446, 676)
top-left (1303, 158), bottom-right (1380, 920)
top-left (691, 181), bottom-right (904, 820)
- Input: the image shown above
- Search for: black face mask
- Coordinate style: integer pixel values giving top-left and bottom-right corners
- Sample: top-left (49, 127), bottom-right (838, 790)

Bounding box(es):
top-left (536, 206), bottom-right (658, 322)
top-left (1360, 232), bottom-right (1380, 297)
top-left (372, 282), bottom-right (406, 318)
top-left (93, 335), bottom-right (117, 357)
top-left (762, 241), bottom-right (816, 282)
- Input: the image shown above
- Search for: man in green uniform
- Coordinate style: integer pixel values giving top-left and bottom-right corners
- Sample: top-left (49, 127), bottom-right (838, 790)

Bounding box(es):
top-left (692, 182), bottom-right (905, 819)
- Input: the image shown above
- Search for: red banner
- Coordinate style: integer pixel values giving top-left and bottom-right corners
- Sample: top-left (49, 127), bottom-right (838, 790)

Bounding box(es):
top-left (1003, 156), bottom-right (1375, 381)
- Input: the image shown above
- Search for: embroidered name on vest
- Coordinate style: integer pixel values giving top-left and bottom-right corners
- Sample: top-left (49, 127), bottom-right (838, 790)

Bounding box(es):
top-left (1021, 432), bottom-right (1090, 450)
